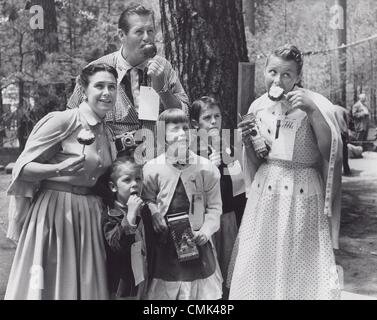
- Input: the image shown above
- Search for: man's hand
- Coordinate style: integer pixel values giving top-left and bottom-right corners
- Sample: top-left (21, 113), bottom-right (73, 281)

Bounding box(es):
top-left (152, 212), bottom-right (168, 233)
top-left (147, 56), bottom-right (169, 93)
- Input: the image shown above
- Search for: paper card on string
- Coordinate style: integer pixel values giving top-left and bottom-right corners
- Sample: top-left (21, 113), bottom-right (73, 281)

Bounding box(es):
top-left (269, 117), bottom-right (300, 161)
top-left (226, 160), bottom-right (246, 196)
top-left (227, 160), bottom-right (242, 176)
top-left (131, 241), bottom-right (145, 286)
top-left (138, 86), bottom-right (160, 121)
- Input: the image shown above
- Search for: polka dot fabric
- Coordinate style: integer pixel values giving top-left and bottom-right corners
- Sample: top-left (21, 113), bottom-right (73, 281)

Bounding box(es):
top-left (228, 112), bottom-right (340, 300)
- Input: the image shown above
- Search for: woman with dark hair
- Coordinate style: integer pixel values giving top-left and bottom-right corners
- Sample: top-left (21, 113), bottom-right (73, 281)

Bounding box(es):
top-left (228, 45), bottom-right (343, 300)
top-left (5, 63), bottom-right (118, 299)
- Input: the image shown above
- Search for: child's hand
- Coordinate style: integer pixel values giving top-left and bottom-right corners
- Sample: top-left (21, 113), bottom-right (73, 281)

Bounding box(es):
top-left (152, 213), bottom-right (168, 233)
top-left (127, 195), bottom-right (144, 225)
top-left (192, 231), bottom-right (208, 246)
top-left (209, 149), bottom-right (221, 167)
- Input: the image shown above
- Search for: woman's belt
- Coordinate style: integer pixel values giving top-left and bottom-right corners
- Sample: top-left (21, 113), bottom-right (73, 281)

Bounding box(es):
top-left (41, 181), bottom-right (94, 195)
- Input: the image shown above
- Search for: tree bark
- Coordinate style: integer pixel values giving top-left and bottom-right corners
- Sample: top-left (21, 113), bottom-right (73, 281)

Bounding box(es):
top-left (334, 0), bottom-right (347, 107)
top-left (160, 0), bottom-right (249, 129)
top-left (0, 50), bottom-right (3, 147)
top-left (243, 0), bottom-right (255, 35)
top-left (17, 1), bottom-right (60, 151)
top-left (31, 0), bottom-right (59, 67)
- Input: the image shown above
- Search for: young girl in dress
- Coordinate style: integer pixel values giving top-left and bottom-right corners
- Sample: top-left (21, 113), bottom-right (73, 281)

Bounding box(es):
top-left (142, 108), bottom-right (223, 300)
top-left (191, 96), bottom-right (246, 298)
top-left (228, 45), bottom-right (342, 300)
top-left (102, 156), bottom-right (154, 299)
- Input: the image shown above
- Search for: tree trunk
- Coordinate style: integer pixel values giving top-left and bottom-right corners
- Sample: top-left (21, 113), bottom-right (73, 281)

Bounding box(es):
top-left (334, 0), bottom-right (347, 107)
top-left (17, 79), bottom-right (28, 151)
top-left (0, 50), bottom-right (3, 147)
top-left (243, 0), bottom-right (255, 35)
top-left (16, 1), bottom-right (61, 151)
top-left (160, 0), bottom-right (249, 129)
top-left (32, 0), bottom-right (59, 67)
top-left (369, 40), bottom-right (376, 123)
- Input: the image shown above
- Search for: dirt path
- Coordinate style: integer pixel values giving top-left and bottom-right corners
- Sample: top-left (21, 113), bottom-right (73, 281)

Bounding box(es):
top-left (335, 153), bottom-right (377, 297)
top-left (0, 154), bottom-right (376, 299)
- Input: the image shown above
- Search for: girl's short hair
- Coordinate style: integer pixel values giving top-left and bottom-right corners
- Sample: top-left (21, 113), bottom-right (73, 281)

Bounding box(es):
top-left (158, 108), bottom-right (189, 125)
top-left (109, 155), bottom-right (142, 184)
top-left (267, 44), bottom-right (304, 75)
top-left (78, 63), bottom-right (118, 89)
top-left (190, 96), bottom-right (222, 122)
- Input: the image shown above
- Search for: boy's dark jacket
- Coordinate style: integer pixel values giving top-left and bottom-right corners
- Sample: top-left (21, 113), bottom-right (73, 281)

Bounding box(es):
top-left (102, 202), bottom-right (155, 298)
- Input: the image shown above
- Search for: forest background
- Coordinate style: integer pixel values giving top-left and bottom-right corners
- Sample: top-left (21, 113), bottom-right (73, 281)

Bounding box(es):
top-left (0, 0), bottom-right (376, 150)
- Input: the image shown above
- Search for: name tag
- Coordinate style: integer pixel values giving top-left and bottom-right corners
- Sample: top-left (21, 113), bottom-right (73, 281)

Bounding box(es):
top-left (226, 160), bottom-right (245, 196)
top-left (131, 241), bottom-right (145, 286)
top-left (269, 117), bottom-right (300, 161)
top-left (138, 86), bottom-right (160, 121)
top-left (227, 160), bottom-right (242, 176)
top-left (190, 192), bottom-right (205, 231)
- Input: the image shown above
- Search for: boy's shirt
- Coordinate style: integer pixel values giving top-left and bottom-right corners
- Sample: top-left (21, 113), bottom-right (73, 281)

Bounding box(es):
top-left (102, 201), bottom-right (154, 299)
top-left (142, 151), bottom-right (222, 240)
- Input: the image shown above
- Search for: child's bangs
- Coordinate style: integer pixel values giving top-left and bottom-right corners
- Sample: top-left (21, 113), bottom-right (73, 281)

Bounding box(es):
top-left (158, 108), bottom-right (189, 125)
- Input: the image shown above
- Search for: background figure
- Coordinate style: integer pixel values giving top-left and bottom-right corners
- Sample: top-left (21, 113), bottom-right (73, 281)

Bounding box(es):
top-left (351, 93), bottom-right (370, 142)
top-left (334, 105), bottom-right (352, 176)
top-left (229, 45), bottom-right (342, 300)
top-left (5, 63), bottom-right (117, 299)
top-left (67, 2), bottom-right (189, 155)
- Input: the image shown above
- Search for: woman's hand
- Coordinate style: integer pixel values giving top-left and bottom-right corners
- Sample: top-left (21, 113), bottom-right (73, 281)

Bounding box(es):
top-left (238, 118), bottom-right (256, 145)
top-left (192, 231), bottom-right (208, 246)
top-left (57, 155), bottom-right (85, 176)
top-left (286, 88), bottom-right (317, 114)
top-left (152, 212), bottom-right (168, 233)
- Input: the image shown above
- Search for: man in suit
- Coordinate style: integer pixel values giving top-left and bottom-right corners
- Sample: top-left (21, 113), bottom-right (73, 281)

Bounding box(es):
top-left (351, 93), bottom-right (370, 142)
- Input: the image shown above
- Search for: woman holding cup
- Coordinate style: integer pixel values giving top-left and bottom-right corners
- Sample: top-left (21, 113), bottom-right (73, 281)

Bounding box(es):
top-left (228, 45), bottom-right (343, 300)
top-left (5, 63), bottom-right (117, 299)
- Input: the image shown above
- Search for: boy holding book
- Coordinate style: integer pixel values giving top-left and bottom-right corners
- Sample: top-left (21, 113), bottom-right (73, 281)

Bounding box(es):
top-left (142, 108), bottom-right (223, 300)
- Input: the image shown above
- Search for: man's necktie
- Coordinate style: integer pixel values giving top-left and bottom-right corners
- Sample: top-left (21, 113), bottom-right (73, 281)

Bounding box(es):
top-left (130, 68), bottom-right (142, 111)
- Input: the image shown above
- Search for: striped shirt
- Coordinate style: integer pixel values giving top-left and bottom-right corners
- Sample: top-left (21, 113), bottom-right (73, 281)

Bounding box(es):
top-left (67, 49), bottom-right (190, 138)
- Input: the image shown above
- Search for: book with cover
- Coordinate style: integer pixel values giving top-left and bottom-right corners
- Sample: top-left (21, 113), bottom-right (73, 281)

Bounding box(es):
top-left (166, 211), bottom-right (200, 262)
